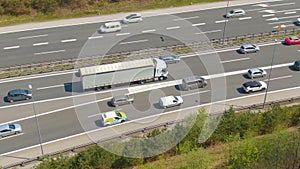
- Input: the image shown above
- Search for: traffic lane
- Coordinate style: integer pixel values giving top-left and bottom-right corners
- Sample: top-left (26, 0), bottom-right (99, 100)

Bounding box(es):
top-left (224, 65), bottom-right (298, 100)
top-left (216, 43), bottom-right (299, 73)
top-left (0, 86), bottom-right (128, 124)
top-left (0, 73), bottom-right (75, 105)
top-left (0, 107), bottom-right (84, 154)
top-left (1, 67), bottom-right (296, 154)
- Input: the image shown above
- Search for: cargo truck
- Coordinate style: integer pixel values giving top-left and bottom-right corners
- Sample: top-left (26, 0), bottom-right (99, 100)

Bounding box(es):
top-left (79, 58), bottom-right (168, 91)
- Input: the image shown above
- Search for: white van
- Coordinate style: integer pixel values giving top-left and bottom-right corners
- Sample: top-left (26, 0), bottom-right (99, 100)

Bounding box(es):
top-left (99, 22), bottom-right (121, 33)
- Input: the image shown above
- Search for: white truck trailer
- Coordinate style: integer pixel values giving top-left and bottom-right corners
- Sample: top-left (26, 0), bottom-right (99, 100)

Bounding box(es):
top-left (79, 58), bottom-right (168, 91)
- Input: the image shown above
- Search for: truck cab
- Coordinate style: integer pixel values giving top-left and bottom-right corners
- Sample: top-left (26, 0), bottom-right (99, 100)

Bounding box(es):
top-left (153, 58), bottom-right (168, 80)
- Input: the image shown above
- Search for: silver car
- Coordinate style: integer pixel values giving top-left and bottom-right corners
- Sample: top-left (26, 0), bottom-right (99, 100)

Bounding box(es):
top-left (0, 124), bottom-right (22, 138)
top-left (111, 95), bottom-right (134, 107)
top-left (159, 54), bottom-right (181, 64)
top-left (239, 43), bottom-right (260, 54)
top-left (225, 9), bottom-right (245, 18)
top-left (122, 13), bottom-right (142, 24)
top-left (247, 68), bottom-right (267, 79)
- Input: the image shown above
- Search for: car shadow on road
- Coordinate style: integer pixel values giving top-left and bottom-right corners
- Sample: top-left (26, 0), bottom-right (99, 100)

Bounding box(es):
top-left (153, 103), bottom-right (163, 109)
top-left (3, 96), bottom-right (9, 103)
top-left (237, 87), bottom-right (248, 94)
top-left (64, 82), bottom-right (82, 92)
top-left (242, 73), bottom-right (250, 79)
top-left (288, 65), bottom-right (297, 71)
top-left (95, 119), bottom-right (103, 127)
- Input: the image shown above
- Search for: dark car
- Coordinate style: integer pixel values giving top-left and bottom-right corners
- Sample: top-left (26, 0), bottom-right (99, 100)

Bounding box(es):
top-left (7, 89), bottom-right (32, 103)
top-left (294, 60), bottom-right (300, 70)
top-left (159, 54), bottom-right (181, 64)
top-left (111, 95), bottom-right (134, 107)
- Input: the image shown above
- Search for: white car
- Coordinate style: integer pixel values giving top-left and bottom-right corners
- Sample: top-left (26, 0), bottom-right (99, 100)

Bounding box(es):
top-left (159, 96), bottom-right (183, 108)
top-left (122, 13), bottom-right (142, 23)
top-left (242, 81), bottom-right (267, 93)
top-left (247, 68), bottom-right (267, 79)
top-left (0, 124), bottom-right (22, 138)
top-left (225, 9), bottom-right (245, 18)
top-left (239, 43), bottom-right (260, 54)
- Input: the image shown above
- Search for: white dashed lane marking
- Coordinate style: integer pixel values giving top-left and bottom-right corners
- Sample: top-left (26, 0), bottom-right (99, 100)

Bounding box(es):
top-left (116, 33), bottom-right (130, 36)
top-left (88, 36), bottom-right (103, 39)
top-left (215, 20), bottom-right (228, 23)
top-left (142, 29), bottom-right (156, 33)
top-left (166, 26), bottom-right (180, 30)
top-left (239, 17), bottom-right (252, 21)
top-left (61, 39), bottom-right (77, 43)
top-left (33, 42), bottom-right (49, 46)
top-left (3, 46), bottom-right (20, 50)
top-left (192, 23), bottom-right (206, 26)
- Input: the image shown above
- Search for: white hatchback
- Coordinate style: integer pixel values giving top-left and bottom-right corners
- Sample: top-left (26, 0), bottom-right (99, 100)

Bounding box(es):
top-left (225, 9), bottom-right (245, 18)
top-left (159, 95), bottom-right (183, 108)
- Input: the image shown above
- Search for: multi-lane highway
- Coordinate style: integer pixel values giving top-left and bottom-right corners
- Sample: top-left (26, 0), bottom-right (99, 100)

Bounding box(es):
top-left (0, 42), bottom-right (299, 154)
top-left (0, 0), bottom-right (300, 167)
top-left (0, 0), bottom-right (299, 67)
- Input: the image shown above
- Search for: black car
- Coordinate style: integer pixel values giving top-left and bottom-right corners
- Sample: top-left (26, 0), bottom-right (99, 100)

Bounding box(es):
top-left (7, 89), bottom-right (32, 103)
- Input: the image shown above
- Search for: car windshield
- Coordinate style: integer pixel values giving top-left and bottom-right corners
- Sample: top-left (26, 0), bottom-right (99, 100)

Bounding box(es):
top-left (126, 14), bottom-right (135, 19)
top-left (115, 111), bottom-right (122, 117)
top-left (9, 124), bottom-right (15, 129)
top-left (174, 96), bottom-right (179, 101)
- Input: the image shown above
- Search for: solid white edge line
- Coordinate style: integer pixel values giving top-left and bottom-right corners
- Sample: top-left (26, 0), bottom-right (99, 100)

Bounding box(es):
top-left (2, 84), bottom-right (299, 157)
top-left (37, 84), bottom-right (65, 90)
top-left (119, 39), bottom-right (149, 45)
top-left (18, 34), bottom-right (48, 40)
top-left (34, 49), bottom-right (66, 55)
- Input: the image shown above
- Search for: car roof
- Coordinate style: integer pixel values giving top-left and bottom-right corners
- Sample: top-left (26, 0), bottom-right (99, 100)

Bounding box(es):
top-left (112, 95), bottom-right (128, 100)
top-left (249, 68), bottom-right (261, 72)
top-left (242, 43), bottom-right (254, 47)
top-left (232, 8), bottom-right (244, 12)
top-left (243, 81), bottom-right (260, 87)
top-left (8, 89), bottom-right (27, 94)
top-left (295, 60), bottom-right (300, 64)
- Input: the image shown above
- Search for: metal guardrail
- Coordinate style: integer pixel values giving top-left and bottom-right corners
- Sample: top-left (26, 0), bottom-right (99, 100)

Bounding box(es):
top-left (3, 95), bottom-right (300, 169)
top-left (0, 27), bottom-right (299, 79)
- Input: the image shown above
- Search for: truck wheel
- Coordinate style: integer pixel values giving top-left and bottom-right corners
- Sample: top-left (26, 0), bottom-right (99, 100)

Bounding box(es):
top-left (159, 76), bottom-right (164, 81)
